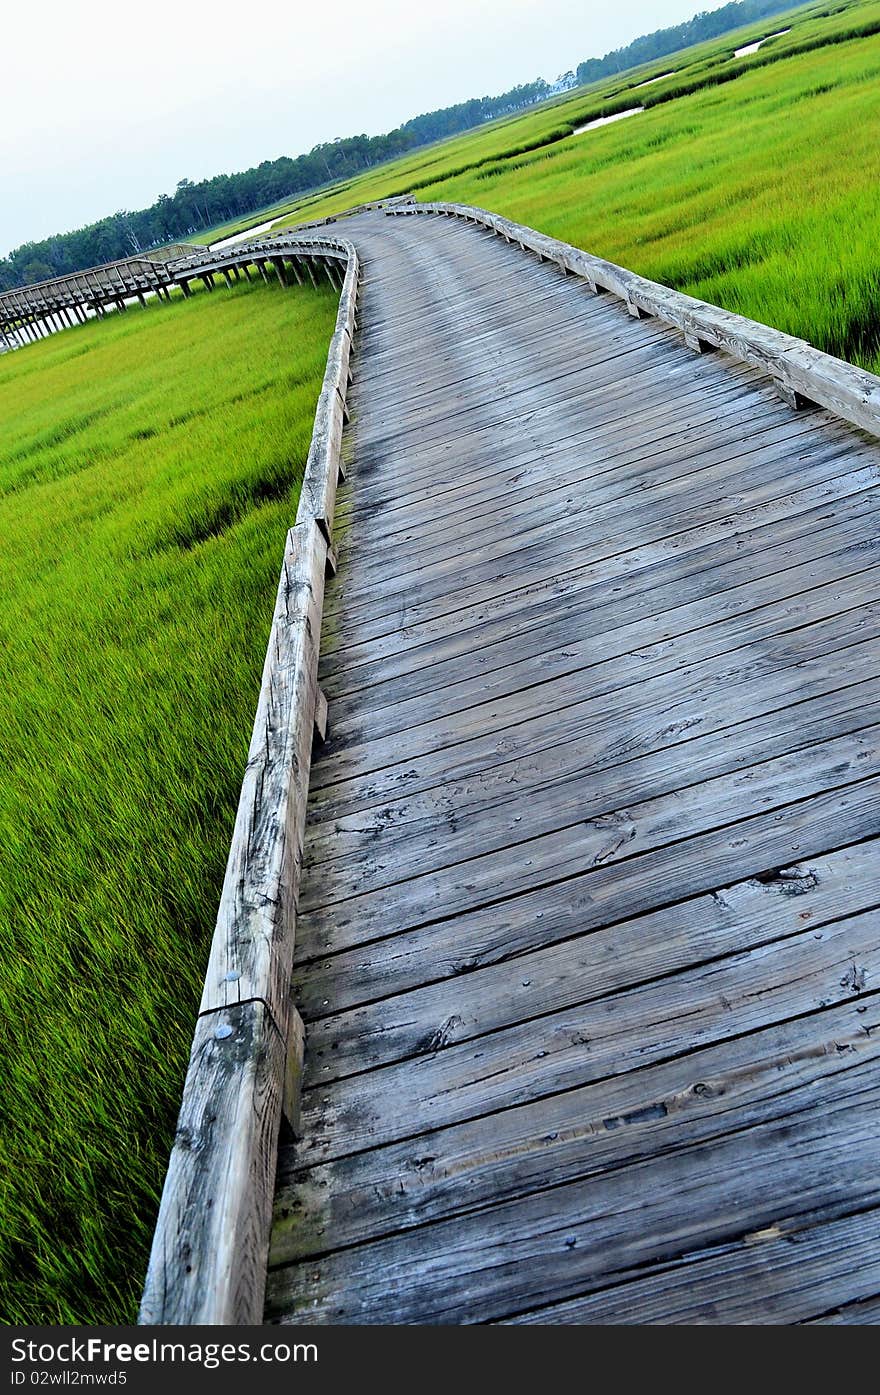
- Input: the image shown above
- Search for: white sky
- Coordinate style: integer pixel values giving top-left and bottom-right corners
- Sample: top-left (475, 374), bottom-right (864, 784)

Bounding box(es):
top-left (1, 0), bottom-right (710, 257)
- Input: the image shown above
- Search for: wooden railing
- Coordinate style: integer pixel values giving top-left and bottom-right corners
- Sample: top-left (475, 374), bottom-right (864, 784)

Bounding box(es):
top-left (137, 230), bottom-right (360, 1325)
top-left (0, 200), bottom-right (407, 1320)
top-left (388, 201), bottom-right (880, 441)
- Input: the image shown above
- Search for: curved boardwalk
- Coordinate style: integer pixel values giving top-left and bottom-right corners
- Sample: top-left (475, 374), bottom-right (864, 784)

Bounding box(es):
top-left (262, 210), bottom-right (880, 1324)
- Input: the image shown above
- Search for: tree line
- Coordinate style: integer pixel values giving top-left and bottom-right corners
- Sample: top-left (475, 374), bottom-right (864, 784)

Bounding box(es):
top-left (0, 81), bottom-right (552, 290)
top-left (2, 0), bottom-right (797, 291)
top-left (576, 0), bottom-right (796, 84)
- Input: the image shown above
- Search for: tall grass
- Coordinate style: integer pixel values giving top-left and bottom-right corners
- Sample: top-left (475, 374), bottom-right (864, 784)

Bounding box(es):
top-left (0, 279), bottom-right (336, 1323)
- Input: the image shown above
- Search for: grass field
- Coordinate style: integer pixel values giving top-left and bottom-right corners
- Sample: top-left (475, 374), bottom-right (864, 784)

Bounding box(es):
top-left (0, 279), bottom-right (335, 1323)
top-left (235, 0), bottom-right (880, 372)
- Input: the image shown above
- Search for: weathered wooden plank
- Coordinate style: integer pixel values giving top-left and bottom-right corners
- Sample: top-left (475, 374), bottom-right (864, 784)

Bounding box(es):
top-left (322, 467), bottom-right (880, 697)
top-left (267, 1070), bottom-right (880, 1323)
top-left (296, 776), bottom-right (880, 1007)
top-left (325, 498), bottom-right (880, 722)
top-left (302, 723), bottom-right (880, 949)
top-left (330, 417), bottom-right (868, 618)
top-left (329, 426), bottom-right (859, 619)
top-left (312, 654), bottom-right (878, 862)
top-left (344, 338), bottom-right (742, 473)
top-left (306, 664), bottom-right (880, 895)
top-left (339, 377), bottom-right (813, 542)
top-left (325, 441), bottom-right (871, 645)
top-left (307, 608), bottom-right (880, 817)
top-left (141, 1001), bottom-right (285, 1325)
top-left (318, 541), bottom-right (880, 773)
top-left (343, 305), bottom-right (759, 456)
top-left (302, 825), bottom-right (880, 1082)
top-left (505, 1207), bottom-right (880, 1325)
top-left (316, 560), bottom-right (880, 814)
top-left (806, 1293), bottom-right (880, 1325)
top-left (329, 435), bottom-right (854, 627)
top-left (273, 993), bottom-right (880, 1262)
top-left (298, 906), bottom-right (880, 1163)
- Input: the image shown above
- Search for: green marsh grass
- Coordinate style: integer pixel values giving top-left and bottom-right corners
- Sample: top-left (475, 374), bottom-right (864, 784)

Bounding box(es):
top-left (260, 0), bottom-right (880, 370)
top-left (0, 279), bottom-right (336, 1322)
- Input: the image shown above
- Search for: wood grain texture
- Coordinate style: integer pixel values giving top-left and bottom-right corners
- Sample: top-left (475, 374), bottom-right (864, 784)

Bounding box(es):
top-left (274, 909), bottom-right (880, 1263)
top-left (505, 1207), bottom-right (880, 1326)
top-left (267, 1070), bottom-right (880, 1323)
top-left (140, 1001), bottom-right (285, 1325)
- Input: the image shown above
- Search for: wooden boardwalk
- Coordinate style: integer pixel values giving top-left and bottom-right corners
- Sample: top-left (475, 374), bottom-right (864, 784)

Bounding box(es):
top-left (262, 210), bottom-right (880, 1324)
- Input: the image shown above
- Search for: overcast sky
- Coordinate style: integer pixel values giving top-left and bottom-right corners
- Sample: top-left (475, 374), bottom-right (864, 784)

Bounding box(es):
top-left (2, 0), bottom-right (711, 257)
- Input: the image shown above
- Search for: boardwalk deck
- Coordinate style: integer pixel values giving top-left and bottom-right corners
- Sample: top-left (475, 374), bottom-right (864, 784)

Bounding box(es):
top-left (259, 210), bottom-right (880, 1324)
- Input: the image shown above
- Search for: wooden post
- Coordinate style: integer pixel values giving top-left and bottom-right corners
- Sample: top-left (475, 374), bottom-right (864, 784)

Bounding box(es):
top-left (775, 379), bottom-right (815, 412)
top-left (273, 259), bottom-right (287, 288)
top-left (685, 329), bottom-right (716, 354)
top-left (282, 1005), bottom-right (306, 1136)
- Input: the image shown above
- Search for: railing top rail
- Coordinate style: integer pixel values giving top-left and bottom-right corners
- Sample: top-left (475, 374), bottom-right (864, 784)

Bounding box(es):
top-left (138, 233), bottom-right (359, 1327)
